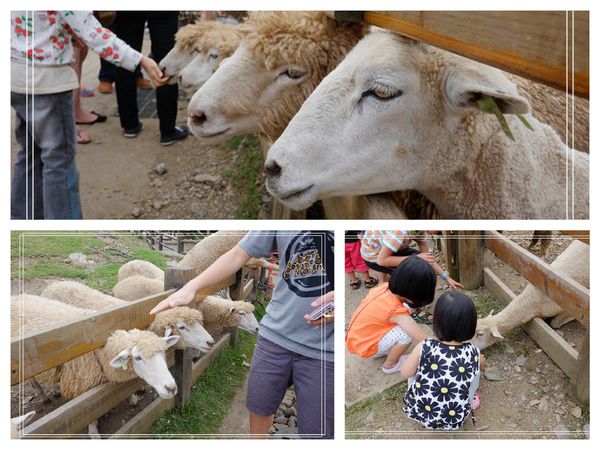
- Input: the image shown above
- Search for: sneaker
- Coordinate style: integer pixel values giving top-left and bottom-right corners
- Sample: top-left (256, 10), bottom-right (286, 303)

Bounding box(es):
top-left (161, 125), bottom-right (189, 146)
top-left (136, 78), bottom-right (153, 90)
top-left (98, 80), bottom-right (114, 94)
top-left (124, 122), bottom-right (143, 138)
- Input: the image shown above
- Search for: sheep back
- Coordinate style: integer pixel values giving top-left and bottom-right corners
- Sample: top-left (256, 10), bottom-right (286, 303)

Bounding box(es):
top-left (113, 276), bottom-right (164, 301)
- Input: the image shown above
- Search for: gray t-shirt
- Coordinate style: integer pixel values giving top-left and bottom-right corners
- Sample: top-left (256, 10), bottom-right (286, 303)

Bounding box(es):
top-left (239, 231), bottom-right (334, 362)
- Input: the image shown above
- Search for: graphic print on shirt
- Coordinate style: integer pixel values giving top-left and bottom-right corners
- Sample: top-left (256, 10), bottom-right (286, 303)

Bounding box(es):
top-left (282, 231), bottom-right (334, 298)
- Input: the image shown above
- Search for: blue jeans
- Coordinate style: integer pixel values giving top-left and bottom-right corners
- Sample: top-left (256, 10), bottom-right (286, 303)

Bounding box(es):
top-left (11, 91), bottom-right (82, 219)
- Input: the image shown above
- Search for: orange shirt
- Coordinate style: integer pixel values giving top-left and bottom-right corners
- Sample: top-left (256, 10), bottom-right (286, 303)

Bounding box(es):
top-left (345, 283), bottom-right (410, 358)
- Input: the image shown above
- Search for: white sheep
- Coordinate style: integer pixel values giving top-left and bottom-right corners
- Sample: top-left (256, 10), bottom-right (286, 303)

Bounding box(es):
top-left (41, 281), bottom-right (214, 352)
top-left (117, 259), bottom-right (164, 282)
top-left (197, 296), bottom-right (259, 335)
top-left (177, 230), bottom-right (245, 271)
top-left (472, 239), bottom-right (589, 350)
top-left (113, 275), bottom-right (164, 300)
top-left (159, 20), bottom-right (248, 90)
top-left (10, 294), bottom-right (180, 400)
top-left (264, 32), bottom-right (589, 220)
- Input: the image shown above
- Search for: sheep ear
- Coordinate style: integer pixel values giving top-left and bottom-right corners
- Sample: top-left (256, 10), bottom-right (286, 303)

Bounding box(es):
top-left (12, 411), bottom-right (36, 430)
top-left (163, 335), bottom-right (180, 348)
top-left (164, 327), bottom-right (173, 338)
top-left (443, 64), bottom-right (530, 114)
top-left (491, 328), bottom-right (504, 340)
top-left (109, 349), bottom-right (130, 368)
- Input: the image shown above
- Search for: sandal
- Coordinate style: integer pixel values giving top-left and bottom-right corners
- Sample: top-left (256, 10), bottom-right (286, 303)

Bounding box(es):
top-left (471, 391), bottom-right (481, 411)
top-left (76, 128), bottom-right (91, 145)
top-left (381, 355), bottom-right (409, 375)
top-left (76, 111), bottom-right (107, 125)
top-left (410, 307), bottom-right (433, 325)
top-left (364, 276), bottom-right (378, 289)
top-left (350, 279), bottom-right (361, 290)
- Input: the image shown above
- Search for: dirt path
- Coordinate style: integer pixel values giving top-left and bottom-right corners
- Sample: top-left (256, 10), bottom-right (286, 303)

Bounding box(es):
top-left (345, 232), bottom-right (589, 439)
top-left (10, 38), bottom-right (266, 219)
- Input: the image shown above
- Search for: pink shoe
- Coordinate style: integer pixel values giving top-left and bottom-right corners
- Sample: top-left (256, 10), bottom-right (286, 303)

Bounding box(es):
top-left (381, 355), bottom-right (408, 375)
top-left (471, 391), bottom-right (481, 411)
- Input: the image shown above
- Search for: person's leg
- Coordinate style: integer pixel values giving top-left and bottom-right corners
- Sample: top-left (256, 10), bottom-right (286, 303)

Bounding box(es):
top-left (246, 335), bottom-right (293, 438)
top-left (147, 12), bottom-right (179, 135)
top-left (113, 12), bottom-right (146, 130)
top-left (344, 243), bottom-right (360, 287)
top-left (11, 93), bottom-right (43, 219)
top-left (375, 325), bottom-right (413, 370)
top-left (351, 242), bottom-right (377, 287)
top-left (292, 355), bottom-right (334, 439)
top-left (382, 341), bottom-right (411, 368)
top-left (365, 259), bottom-right (392, 283)
top-left (71, 45), bottom-right (96, 125)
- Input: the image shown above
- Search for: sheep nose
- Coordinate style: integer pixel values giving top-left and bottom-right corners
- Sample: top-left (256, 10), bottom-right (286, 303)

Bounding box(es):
top-left (189, 111), bottom-right (207, 126)
top-left (165, 384), bottom-right (177, 395)
top-left (265, 160), bottom-right (282, 179)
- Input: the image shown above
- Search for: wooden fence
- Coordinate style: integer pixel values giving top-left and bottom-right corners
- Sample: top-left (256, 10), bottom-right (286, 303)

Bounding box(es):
top-left (452, 230), bottom-right (589, 405)
top-left (13, 266), bottom-right (246, 438)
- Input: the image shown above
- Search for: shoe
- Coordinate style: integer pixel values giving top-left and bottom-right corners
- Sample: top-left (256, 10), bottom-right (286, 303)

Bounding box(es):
top-left (381, 355), bottom-right (409, 375)
top-left (161, 125), bottom-right (189, 146)
top-left (471, 391), bottom-right (481, 411)
top-left (98, 81), bottom-right (114, 94)
top-left (137, 78), bottom-right (153, 90)
top-left (124, 122), bottom-right (143, 138)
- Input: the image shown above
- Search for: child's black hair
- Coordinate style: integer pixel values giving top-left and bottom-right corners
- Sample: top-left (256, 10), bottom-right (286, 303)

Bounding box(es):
top-left (388, 256), bottom-right (437, 307)
top-left (432, 292), bottom-right (478, 342)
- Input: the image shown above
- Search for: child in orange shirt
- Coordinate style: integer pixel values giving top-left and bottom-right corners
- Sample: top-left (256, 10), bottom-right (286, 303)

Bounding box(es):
top-left (346, 256), bottom-right (437, 374)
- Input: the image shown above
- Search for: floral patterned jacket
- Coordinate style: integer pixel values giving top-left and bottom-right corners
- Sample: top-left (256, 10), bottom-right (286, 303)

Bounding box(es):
top-left (11, 11), bottom-right (142, 71)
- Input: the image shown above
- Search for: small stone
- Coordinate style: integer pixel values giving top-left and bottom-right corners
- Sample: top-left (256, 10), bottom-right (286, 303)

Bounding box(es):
top-left (288, 417), bottom-right (296, 428)
top-left (554, 424), bottom-right (570, 439)
top-left (66, 252), bottom-right (88, 266)
top-left (283, 406), bottom-right (297, 417)
top-left (154, 163), bottom-right (167, 175)
top-left (571, 406), bottom-right (582, 419)
top-left (484, 367), bottom-right (504, 381)
top-left (364, 412), bottom-right (375, 425)
top-left (528, 399), bottom-right (540, 408)
top-left (132, 207), bottom-right (141, 218)
top-left (538, 398), bottom-right (548, 412)
top-left (153, 201), bottom-right (163, 211)
top-left (193, 174), bottom-right (221, 185)
top-left (516, 355), bottom-right (528, 366)
top-left (128, 393), bottom-right (140, 406)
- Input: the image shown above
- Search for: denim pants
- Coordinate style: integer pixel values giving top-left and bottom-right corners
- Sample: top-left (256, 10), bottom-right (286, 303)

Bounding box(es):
top-left (11, 91), bottom-right (82, 219)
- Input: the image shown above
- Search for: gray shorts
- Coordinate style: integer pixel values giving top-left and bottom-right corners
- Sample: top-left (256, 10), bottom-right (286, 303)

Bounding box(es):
top-left (246, 335), bottom-right (334, 439)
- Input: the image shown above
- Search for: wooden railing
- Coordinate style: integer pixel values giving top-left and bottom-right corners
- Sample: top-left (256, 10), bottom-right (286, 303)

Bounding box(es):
top-left (13, 267), bottom-right (241, 437)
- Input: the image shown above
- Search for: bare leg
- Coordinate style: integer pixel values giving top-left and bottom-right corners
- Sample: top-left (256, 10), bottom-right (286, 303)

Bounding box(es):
top-left (382, 342), bottom-right (411, 369)
top-left (249, 412), bottom-right (274, 439)
top-left (71, 45), bottom-right (97, 125)
top-left (346, 272), bottom-right (358, 282)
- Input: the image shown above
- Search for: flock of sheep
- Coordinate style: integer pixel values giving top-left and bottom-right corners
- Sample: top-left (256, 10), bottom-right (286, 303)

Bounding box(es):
top-left (157, 11), bottom-right (588, 219)
top-left (11, 231), bottom-right (269, 436)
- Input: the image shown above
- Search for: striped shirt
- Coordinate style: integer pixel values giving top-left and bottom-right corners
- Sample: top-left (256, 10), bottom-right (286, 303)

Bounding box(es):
top-left (360, 230), bottom-right (428, 263)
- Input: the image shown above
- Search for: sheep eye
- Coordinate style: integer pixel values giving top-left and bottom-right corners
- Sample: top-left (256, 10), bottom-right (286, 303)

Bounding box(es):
top-left (134, 356), bottom-right (142, 361)
top-left (178, 326), bottom-right (186, 331)
top-left (280, 68), bottom-right (306, 80)
top-left (208, 52), bottom-right (218, 60)
top-left (361, 86), bottom-right (402, 101)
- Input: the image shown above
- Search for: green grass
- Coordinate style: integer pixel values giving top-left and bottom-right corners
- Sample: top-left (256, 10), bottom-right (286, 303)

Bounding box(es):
top-left (152, 332), bottom-right (257, 437)
top-left (473, 292), bottom-right (502, 317)
top-left (11, 232), bottom-right (168, 294)
top-left (222, 135), bottom-right (263, 219)
top-left (345, 383), bottom-right (405, 437)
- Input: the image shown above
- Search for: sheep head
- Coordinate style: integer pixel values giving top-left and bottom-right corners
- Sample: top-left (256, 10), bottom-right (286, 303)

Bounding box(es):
top-left (149, 307), bottom-right (215, 353)
top-left (227, 304), bottom-right (259, 334)
top-left (264, 31), bottom-right (531, 211)
top-left (187, 11), bottom-right (367, 143)
top-left (101, 329), bottom-right (179, 399)
top-left (471, 313), bottom-right (504, 350)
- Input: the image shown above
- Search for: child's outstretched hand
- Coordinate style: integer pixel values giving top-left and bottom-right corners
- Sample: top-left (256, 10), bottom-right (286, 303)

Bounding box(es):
top-left (150, 284), bottom-right (196, 315)
top-left (445, 276), bottom-right (464, 290)
top-left (304, 291), bottom-right (334, 326)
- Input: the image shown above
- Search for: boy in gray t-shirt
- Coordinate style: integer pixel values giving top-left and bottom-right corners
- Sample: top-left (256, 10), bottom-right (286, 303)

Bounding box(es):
top-left (150, 231), bottom-right (334, 439)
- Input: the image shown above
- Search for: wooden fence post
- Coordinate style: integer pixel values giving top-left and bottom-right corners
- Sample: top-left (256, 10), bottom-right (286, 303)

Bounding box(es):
top-left (440, 231), bottom-right (460, 281)
top-left (457, 231), bottom-right (483, 290)
top-left (164, 266), bottom-right (197, 409)
top-left (229, 268), bottom-right (245, 300)
top-left (573, 328), bottom-right (589, 406)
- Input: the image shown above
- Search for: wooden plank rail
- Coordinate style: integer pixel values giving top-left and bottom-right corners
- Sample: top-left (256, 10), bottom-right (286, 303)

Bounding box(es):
top-left (484, 230), bottom-right (589, 326)
top-left (361, 11), bottom-right (589, 98)
top-left (11, 290), bottom-right (175, 385)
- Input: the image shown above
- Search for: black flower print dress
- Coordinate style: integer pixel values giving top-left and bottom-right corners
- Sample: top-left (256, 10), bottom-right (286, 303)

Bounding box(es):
top-left (403, 339), bottom-right (481, 430)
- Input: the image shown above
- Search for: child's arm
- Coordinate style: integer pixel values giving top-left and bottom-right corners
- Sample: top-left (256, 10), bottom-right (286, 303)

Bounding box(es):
top-left (391, 314), bottom-right (431, 342)
top-left (150, 244), bottom-right (252, 314)
top-left (400, 341), bottom-right (424, 379)
top-left (376, 245), bottom-right (409, 267)
top-left (416, 240), bottom-right (464, 290)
